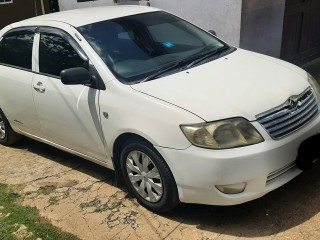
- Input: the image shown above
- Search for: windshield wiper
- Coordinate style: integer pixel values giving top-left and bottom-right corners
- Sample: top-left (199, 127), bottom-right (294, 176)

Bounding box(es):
top-left (186, 45), bottom-right (231, 68)
top-left (140, 45), bottom-right (232, 83)
top-left (141, 59), bottom-right (191, 83)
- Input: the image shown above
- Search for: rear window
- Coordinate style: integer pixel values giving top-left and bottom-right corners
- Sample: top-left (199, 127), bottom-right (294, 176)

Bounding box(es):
top-left (0, 29), bottom-right (34, 70)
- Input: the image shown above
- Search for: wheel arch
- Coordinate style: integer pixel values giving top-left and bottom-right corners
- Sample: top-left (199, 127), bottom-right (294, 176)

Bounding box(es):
top-left (111, 132), bottom-right (177, 188)
top-left (112, 133), bottom-right (154, 185)
top-left (112, 132), bottom-right (180, 212)
top-left (0, 107), bottom-right (22, 145)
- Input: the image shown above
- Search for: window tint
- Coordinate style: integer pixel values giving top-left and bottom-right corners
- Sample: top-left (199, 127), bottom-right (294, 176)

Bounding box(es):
top-left (0, 30), bottom-right (34, 70)
top-left (148, 23), bottom-right (203, 46)
top-left (0, 0), bottom-right (13, 5)
top-left (39, 33), bottom-right (86, 77)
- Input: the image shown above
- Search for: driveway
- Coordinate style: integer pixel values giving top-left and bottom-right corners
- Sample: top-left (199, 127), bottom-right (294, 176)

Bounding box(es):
top-left (1, 138), bottom-right (320, 240)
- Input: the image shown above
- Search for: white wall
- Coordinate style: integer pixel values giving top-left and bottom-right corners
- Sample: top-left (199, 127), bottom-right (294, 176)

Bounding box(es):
top-left (58, 0), bottom-right (242, 46)
top-left (149, 0), bottom-right (242, 46)
top-left (58, 0), bottom-right (115, 11)
top-left (58, 0), bottom-right (148, 11)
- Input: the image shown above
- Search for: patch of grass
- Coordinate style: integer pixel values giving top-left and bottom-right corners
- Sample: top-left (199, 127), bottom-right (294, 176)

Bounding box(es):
top-left (80, 198), bottom-right (101, 209)
top-left (24, 191), bottom-right (34, 196)
top-left (95, 201), bottom-right (123, 213)
top-left (38, 185), bottom-right (57, 195)
top-left (62, 188), bottom-right (72, 199)
top-left (0, 184), bottom-right (79, 240)
top-left (80, 196), bottom-right (124, 213)
top-left (76, 186), bottom-right (92, 193)
top-left (48, 196), bottom-right (59, 206)
top-left (9, 184), bottom-right (26, 193)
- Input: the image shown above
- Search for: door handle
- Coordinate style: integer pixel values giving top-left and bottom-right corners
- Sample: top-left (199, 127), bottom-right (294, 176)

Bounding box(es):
top-left (33, 82), bottom-right (46, 93)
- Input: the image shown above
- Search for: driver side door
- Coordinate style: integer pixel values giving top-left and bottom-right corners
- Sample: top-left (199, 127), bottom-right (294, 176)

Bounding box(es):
top-left (32, 27), bottom-right (107, 162)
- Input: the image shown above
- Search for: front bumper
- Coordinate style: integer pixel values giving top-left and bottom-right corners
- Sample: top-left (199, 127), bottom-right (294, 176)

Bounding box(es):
top-left (155, 116), bottom-right (320, 206)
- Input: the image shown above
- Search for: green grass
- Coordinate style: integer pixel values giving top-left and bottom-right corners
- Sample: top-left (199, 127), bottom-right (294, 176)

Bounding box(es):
top-left (0, 184), bottom-right (79, 240)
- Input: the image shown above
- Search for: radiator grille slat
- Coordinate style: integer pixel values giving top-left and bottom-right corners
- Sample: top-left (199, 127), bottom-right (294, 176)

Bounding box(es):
top-left (266, 162), bottom-right (297, 185)
top-left (257, 88), bottom-right (319, 139)
top-left (261, 95), bottom-right (315, 127)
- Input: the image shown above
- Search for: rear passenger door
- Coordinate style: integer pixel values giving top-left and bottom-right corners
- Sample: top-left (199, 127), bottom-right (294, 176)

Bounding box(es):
top-left (0, 27), bottom-right (43, 137)
top-left (32, 27), bottom-right (107, 161)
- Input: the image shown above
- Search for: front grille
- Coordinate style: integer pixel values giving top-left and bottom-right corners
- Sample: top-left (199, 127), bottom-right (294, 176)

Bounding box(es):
top-left (266, 162), bottom-right (297, 185)
top-left (256, 88), bottom-right (319, 139)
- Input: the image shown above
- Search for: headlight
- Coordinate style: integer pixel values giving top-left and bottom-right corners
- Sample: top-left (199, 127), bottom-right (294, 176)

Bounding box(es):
top-left (308, 74), bottom-right (320, 101)
top-left (180, 118), bottom-right (264, 149)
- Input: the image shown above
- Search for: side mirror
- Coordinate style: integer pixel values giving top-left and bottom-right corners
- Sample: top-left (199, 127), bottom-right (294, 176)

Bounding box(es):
top-left (61, 67), bottom-right (92, 85)
top-left (208, 30), bottom-right (217, 36)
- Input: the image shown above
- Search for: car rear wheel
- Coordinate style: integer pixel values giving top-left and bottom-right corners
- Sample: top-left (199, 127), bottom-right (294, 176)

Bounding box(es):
top-left (0, 109), bottom-right (22, 146)
top-left (120, 139), bottom-right (179, 213)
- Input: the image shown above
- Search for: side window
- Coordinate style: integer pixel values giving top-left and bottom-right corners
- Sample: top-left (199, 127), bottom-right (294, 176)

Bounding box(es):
top-left (39, 33), bottom-right (86, 77)
top-left (0, 30), bottom-right (34, 70)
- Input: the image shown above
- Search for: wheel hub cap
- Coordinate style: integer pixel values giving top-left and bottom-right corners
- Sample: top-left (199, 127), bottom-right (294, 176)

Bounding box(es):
top-left (0, 116), bottom-right (5, 140)
top-left (126, 151), bottom-right (163, 203)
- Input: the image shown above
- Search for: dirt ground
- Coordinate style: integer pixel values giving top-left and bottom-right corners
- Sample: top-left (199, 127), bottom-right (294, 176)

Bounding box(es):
top-left (1, 138), bottom-right (320, 240)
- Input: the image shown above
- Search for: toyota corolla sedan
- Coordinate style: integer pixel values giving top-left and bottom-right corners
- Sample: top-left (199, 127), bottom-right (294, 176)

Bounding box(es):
top-left (0, 6), bottom-right (320, 213)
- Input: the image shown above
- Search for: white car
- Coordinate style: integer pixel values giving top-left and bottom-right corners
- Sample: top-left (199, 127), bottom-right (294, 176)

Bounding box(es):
top-left (0, 6), bottom-right (320, 213)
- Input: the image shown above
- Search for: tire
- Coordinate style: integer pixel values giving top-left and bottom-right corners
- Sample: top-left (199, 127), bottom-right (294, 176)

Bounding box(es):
top-left (120, 139), bottom-right (179, 213)
top-left (0, 109), bottom-right (22, 146)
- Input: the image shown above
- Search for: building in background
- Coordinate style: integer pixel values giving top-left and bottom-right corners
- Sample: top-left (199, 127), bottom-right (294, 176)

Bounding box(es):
top-left (0, 0), bottom-right (60, 30)
top-left (1, 0), bottom-right (319, 64)
top-left (51, 0), bottom-right (320, 64)
top-left (150, 0), bottom-right (320, 64)
top-left (58, 0), bottom-right (149, 10)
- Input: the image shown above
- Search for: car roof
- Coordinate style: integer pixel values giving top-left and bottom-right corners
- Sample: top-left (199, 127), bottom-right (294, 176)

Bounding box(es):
top-left (20, 5), bottom-right (159, 28)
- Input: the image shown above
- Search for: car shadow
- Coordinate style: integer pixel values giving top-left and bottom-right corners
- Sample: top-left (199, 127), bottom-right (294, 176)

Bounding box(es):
top-left (11, 138), bottom-right (320, 238)
top-left (12, 138), bottom-right (117, 187)
top-left (165, 161), bottom-right (320, 237)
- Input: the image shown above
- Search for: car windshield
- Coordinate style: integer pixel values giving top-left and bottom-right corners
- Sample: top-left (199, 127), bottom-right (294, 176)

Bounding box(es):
top-left (78, 11), bottom-right (228, 84)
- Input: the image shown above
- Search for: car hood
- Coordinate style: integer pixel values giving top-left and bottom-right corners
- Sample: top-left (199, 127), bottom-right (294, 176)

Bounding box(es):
top-left (131, 49), bottom-right (310, 122)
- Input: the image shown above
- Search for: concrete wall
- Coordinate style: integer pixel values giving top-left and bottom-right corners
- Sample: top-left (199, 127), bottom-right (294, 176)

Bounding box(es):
top-left (240, 0), bottom-right (285, 58)
top-left (58, 0), bottom-right (149, 11)
top-left (58, 0), bottom-right (115, 11)
top-left (149, 0), bottom-right (242, 47)
top-left (58, 0), bottom-right (286, 57)
top-left (58, 0), bottom-right (242, 46)
top-left (117, 0), bottom-right (149, 5)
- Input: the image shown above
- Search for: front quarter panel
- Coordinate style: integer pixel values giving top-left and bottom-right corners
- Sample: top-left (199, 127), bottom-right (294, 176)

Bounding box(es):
top-left (100, 81), bottom-right (202, 155)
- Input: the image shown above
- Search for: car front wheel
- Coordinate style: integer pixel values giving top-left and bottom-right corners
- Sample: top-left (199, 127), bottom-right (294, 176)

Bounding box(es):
top-left (120, 139), bottom-right (179, 213)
